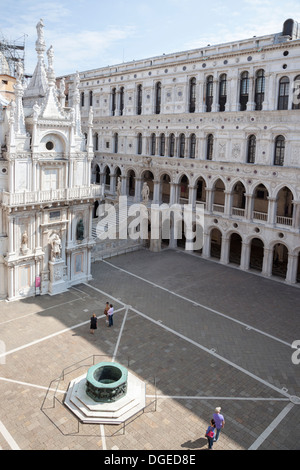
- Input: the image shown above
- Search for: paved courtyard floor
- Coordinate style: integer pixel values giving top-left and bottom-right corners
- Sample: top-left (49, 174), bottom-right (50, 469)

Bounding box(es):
top-left (0, 248), bottom-right (299, 451)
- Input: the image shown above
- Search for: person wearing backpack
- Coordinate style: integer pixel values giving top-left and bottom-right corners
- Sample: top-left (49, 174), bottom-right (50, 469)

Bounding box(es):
top-left (205, 419), bottom-right (216, 450)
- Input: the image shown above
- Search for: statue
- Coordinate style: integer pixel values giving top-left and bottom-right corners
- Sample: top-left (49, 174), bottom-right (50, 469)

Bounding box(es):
top-left (141, 182), bottom-right (150, 204)
top-left (50, 233), bottom-right (62, 261)
top-left (116, 177), bottom-right (122, 198)
top-left (21, 230), bottom-right (29, 255)
top-left (36, 19), bottom-right (45, 48)
top-left (76, 219), bottom-right (84, 241)
top-left (47, 45), bottom-right (54, 70)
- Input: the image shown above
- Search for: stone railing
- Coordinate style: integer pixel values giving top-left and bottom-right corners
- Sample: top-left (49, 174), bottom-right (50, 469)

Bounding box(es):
top-left (0, 184), bottom-right (104, 207)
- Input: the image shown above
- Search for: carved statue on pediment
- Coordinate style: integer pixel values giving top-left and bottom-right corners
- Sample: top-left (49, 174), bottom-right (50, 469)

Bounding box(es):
top-left (50, 233), bottom-right (62, 261)
top-left (141, 182), bottom-right (150, 203)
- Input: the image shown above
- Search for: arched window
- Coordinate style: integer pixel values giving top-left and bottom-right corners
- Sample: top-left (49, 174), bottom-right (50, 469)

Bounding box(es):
top-left (179, 134), bottom-right (185, 158)
top-left (137, 133), bottom-right (143, 155)
top-left (255, 69), bottom-right (265, 111)
top-left (89, 90), bottom-right (93, 107)
top-left (137, 85), bottom-right (142, 115)
top-left (278, 77), bottom-right (290, 110)
top-left (274, 135), bottom-right (285, 166)
top-left (292, 75), bottom-right (300, 110)
top-left (189, 77), bottom-right (196, 113)
top-left (247, 135), bottom-right (256, 164)
top-left (206, 134), bottom-right (214, 160)
top-left (114, 133), bottom-right (118, 153)
top-left (155, 82), bottom-right (161, 114)
top-left (120, 87), bottom-right (124, 116)
top-left (94, 133), bottom-right (99, 151)
top-left (160, 133), bottom-right (165, 156)
top-left (111, 88), bottom-right (116, 115)
top-left (81, 92), bottom-right (85, 107)
top-left (189, 134), bottom-right (196, 158)
top-left (169, 133), bottom-right (175, 157)
top-left (240, 71), bottom-right (249, 111)
top-left (219, 74), bottom-right (227, 112)
top-left (206, 76), bottom-right (213, 112)
top-left (151, 133), bottom-right (156, 156)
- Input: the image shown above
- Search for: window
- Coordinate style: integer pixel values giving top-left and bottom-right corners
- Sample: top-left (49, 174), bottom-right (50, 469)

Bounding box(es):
top-left (189, 77), bottom-right (196, 113)
top-left (151, 133), bottom-right (156, 156)
top-left (155, 82), bottom-right (161, 114)
top-left (247, 135), bottom-right (256, 163)
top-left (94, 133), bottom-right (99, 151)
top-left (111, 88), bottom-right (116, 115)
top-left (274, 135), bottom-right (285, 166)
top-left (240, 71), bottom-right (249, 111)
top-left (206, 76), bottom-right (213, 112)
top-left (206, 134), bottom-right (214, 160)
top-left (120, 87), bottom-right (124, 115)
top-left (137, 133), bottom-right (143, 154)
top-left (81, 92), bottom-right (84, 107)
top-left (219, 74), bottom-right (227, 112)
top-left (114, 133), bottom-right (118, 153)
top-left (169, 134), bottom-right (175, 157)
top-left (255, 69), bottom-right (265, 111)
top-left (137, 85), bottom-right (142, 115)
top-left (278, 77), bottom-right (289, 110)
top-left (160, 134), bottom-right (165, 156)
top-left (179, 134), bottom-right (185, 158)
top-left (89, 90), bottom-right (93, 107)
top-left (189, 134), bottom-right (196, 158)
top-left (292, 75), bottom-right (300, 109)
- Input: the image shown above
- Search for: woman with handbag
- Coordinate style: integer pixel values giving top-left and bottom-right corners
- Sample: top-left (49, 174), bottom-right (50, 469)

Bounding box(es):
top-left (205, 419), bottom-right (216, 450)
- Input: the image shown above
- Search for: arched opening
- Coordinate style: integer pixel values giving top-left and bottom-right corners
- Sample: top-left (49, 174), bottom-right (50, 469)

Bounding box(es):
top-left (249, 238), bottom-right (264, 272)
top-left (195, 177), bottom-right (206, 207)
top-left (179, 175), bottom-right (189, 204)
top-left (93, 200), bottom-right (99, 219)
top-left (127, 170), bottom-right (136, 197)
top-left (210, 228), bottom-right (222, 260)
top-left (142, 170), bottom-right (154, 200)
top-left (253, 184), bottom-right (269, 222)
top-left (104, 166), bottom-right (111, 189)
top-left (95, 164), bottom-right (100, 184)
top-left (297, 252), bottom-right (300, 283)
top-left (272, 243), bottom-right (288, 279)
top-left (276, 186), bottom-right (294, 226)
top-left (229, 233), bottom-right (242, 265)
top-left (213, 179), bottom-right (225, 214)
top-left (231, 182), bottom-right (246, 217)
top-left (160, 173), bottom-right (171, 204)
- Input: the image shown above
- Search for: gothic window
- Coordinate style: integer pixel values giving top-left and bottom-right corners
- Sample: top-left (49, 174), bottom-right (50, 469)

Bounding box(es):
top-left (137, 133), bottom-right (143, 154)
top-left (120, 87), bottom-right (124, 115)
top-left (137, 84), bottom-right (142, 115)
top-left (240, 71), bottom-right (249, 111)
top-left (95, 133), bottom-right (99, 151)
top-left (160, 133), bottom-right (165, 156)
top-left (189, 134), bottom-right (196, 158)
top-left (247, 135), bottom-right (256, 163)
top-left (255, 69), bottom-right (265, 111)
top-left (292, 75), bottom-right (300, 110)
top-left (206, 134), bottom-right (214, 160)
top-left (206, 75), bottom-right (213, 112)
top-left (114, 133), bottom-right (118, 153)
top-left (274, 135), bottom-right (285, 166)
top-left (219, 74), bottom-right (227, 112)
top-left (89, 90), bottom-right (93, 107)
top-left (111, 88), bottom-right (116, 115)
top-left (278, 77), bottom-right (290, 110)
top-left (189, 77), bottom-right (196, 113)
top-left (151, 133), bottom-right (156, 156)
top-left (81, 92), bottom-right (85, 107)
top-left (155, 82), bottom-right (161, 114)
top-left (179, 134), bottom-right (185, 158)
top-left (169, 133), bottom-right (175, 157)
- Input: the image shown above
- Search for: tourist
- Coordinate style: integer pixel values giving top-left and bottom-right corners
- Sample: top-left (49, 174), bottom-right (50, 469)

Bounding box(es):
top-left (205, 419), bottom-right (216, 450)
top-left (104, 301), bottom-right (110, 324)
top-left (107, 304), bottom-right (114, 327)
top-left (90, 313), bottom-right (97, 334)
top-left (213, 407), bottom-right (225, 442)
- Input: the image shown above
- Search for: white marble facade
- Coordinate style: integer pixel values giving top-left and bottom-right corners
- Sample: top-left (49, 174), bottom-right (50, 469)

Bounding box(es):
top-left (71, 18), bottom-right (300, 285)
top-left (0, 20), bottom-right (102, 300)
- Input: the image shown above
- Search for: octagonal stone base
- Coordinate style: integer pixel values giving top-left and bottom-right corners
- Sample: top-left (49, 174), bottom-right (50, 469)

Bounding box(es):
top-left (64, 370), bottom-right (146, 425)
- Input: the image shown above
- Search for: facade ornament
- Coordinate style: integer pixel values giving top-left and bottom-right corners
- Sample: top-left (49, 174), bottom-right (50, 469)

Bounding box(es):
top-left (21, 231), bottom-right (29, 255)
top-left (141, 182), bottom-right (150, 203)
top-left (50, 233), bottom-right (62, 261)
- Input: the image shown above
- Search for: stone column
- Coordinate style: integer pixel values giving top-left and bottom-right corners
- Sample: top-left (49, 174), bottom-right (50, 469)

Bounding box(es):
top-left (240, 241), bottom-right (250, 271)
top-left (153, 180), bottom-right (160, 205)
top-left (262, 247), bottom-right (273, 277)
top-left (220, 235), bottom-right (230, 265)
top-left (246, 75), bottom-right (255, 111)
top-left (267, 197), bottom-right (277, 226)
top-left (285, 253), bottom-right (298, 284)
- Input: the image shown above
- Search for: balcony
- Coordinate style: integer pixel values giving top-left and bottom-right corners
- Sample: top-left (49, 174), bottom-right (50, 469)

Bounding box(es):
top-left (0, 185), bottom-right (104, 208)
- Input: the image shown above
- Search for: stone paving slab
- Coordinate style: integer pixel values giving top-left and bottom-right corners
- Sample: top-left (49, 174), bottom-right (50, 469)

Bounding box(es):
top-left (0, 248), bottom-right (299, 451)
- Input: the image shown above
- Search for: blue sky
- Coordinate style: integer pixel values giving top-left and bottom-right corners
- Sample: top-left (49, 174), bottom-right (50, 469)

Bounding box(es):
top-left (2, 0), bottom-right (300, 76)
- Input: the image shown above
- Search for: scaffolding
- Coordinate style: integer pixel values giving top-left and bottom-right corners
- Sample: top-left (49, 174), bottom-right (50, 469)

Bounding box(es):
top-left (0, 32), bottom-right (26, 78)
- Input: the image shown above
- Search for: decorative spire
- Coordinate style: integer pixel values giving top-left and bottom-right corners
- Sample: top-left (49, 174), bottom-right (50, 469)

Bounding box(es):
top-left (13, 60), bottom-right (26, 135)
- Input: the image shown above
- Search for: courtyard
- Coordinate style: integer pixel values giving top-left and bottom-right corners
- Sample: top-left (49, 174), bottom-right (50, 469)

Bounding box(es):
top-left (0, 247), bottom-right (299, 451)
